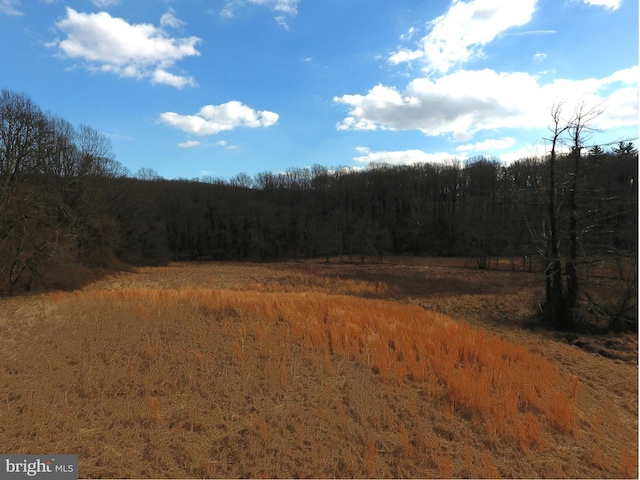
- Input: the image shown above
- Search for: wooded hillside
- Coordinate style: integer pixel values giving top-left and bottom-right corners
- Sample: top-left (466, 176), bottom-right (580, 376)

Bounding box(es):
top-left (1, 89), bottom-right (637, 331)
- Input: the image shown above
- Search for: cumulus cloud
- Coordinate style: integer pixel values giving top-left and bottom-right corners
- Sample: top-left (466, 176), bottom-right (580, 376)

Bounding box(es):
top-left (456, 137), bottom-right (516, 152)
top-left (354, 147), bottom-right (463, 166)
top-left (0, 0), bottom-right (22, 15)
top-left (51, 7), bottom-right (200, 88)
top-left (389, 0), bottom-right (537, 73)
top-left (159, 101), bottom-right (279, 136)
top-left (344, 0), bottom-right (632, 164)
top-left (355, 143), bottom-right (558, 167)
top-left (498, 144), bottom-right (549, 163)
top-left (388, 48), bottom-right (424, 65)
top-left (335, 66), bottom-right (638, 138)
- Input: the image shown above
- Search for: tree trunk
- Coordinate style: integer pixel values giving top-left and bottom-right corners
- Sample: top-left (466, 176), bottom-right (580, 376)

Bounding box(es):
top-left (543, 105), bottom-right (573, 330)
top-left (566, 150), bottom-right (580, 321)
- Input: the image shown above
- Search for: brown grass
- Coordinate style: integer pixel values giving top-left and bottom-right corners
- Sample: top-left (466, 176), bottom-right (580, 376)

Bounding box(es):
top-left (0, 259), bottom-right (636, 478)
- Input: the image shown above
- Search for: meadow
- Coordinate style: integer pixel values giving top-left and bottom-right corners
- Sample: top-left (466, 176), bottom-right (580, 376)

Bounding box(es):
top-left (0, 258), bottom-right (637, 478)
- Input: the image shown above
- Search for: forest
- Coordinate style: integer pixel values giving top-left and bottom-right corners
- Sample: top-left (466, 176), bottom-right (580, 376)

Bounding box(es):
top-left (0, 89), bottom-right (637, 330)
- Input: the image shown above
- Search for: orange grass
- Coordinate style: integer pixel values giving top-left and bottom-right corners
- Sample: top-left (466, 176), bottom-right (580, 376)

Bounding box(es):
top-left (0, 271), bottom-right (636, 478)
top-left (75, 289), bottom-right (565, 435)
top-left (242, 276), bottom-right (391, 297)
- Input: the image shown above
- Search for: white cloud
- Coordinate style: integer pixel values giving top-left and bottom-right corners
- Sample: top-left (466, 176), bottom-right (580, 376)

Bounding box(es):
top-left (159, 101), bottom-right (279, 136)
top-left (335, 66), bottom-right (638, 138)
top-left (222, 0), bottom-right (298, 26)
top-left (354, 148), bottom-right (464, 166)
top-left (274, 15), bottom-right (291, 30)
top-left (388, 48), bottom-right (424, 65)
top-left (499, 146), bottom-right (540, 163)
top-left (400, 26), bottom-right (417, 41)
top-left (505, 29), bottom-right (556, 36)
top-left (601, 66), bottom-right (638, 85)
top-left (456, 137), bottom-right (516, 152)
top-left (216, 140), bottom-right (240, 150)
top-left (354, 143), bottom-right (562, 167)
top-left (150, 69), bottom-right (194, 89)
top-left (356, 142), bottom-right (572, 167)
top-left (92, 0), bottom-right (120, 7)
top-left (51, 7), bottom-right (200, 88)
top-left (534, 52), bottom-right (547, 60)
top-left (583, 0), bottom-right (622, 10)
top-left (588, 66), bottom-right (639, 129)
top-left (0, 0), bottom-right (22, 15)
top-left (219, 6), bottom-right (234, 18)
top-left (390, 0), bottom-right (537, 73)
top-left (248, 0), bottom-right (298, 15)
top-left (178, 140), bottom-right (201, 148)
top-left (160, 9), bottom-right (186, 29)
top-left (498, 142), bottom-right (573, 163)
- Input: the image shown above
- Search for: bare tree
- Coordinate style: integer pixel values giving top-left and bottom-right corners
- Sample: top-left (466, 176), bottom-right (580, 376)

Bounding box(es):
top-left (541, 102), bottom-right (572, 329)
top-left (0, 89), bottom-right (58, 293)
top-left (538, 100), bottom-right (632, 331)
top-left (565, 101), bottom-right (605, 320)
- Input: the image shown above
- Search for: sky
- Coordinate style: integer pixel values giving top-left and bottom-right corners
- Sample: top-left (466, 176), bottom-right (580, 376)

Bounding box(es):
top-left (1, 0), bottom-right (638, 180)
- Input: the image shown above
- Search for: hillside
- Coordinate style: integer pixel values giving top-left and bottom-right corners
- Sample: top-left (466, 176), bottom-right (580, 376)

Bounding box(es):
top-left (0, 259), bottom-right (637, 478)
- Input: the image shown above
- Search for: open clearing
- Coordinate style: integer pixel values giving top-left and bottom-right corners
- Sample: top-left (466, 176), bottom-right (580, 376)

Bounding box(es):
top-left (0, 258), bottom-right (637, 478)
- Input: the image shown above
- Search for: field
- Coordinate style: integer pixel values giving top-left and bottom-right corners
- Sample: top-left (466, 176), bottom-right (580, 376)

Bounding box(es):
top-left (0, 258), bottom-right (637, 478)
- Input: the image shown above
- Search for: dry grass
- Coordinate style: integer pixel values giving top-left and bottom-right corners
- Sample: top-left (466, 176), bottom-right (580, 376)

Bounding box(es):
top-left (0, 259), bottom-right (636, 478)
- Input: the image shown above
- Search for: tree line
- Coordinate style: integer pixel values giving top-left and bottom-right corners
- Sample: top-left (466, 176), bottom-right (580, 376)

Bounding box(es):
top-left (1, 89), bottom-right (636, 330)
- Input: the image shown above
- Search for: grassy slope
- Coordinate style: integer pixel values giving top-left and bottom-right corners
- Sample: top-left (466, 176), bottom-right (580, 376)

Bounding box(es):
top-left (0, 259), bottom-right (636, 478)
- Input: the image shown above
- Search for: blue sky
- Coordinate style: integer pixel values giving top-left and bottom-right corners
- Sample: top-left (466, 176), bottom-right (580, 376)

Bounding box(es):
top-left (1, 0), bottom-right (638, 180)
